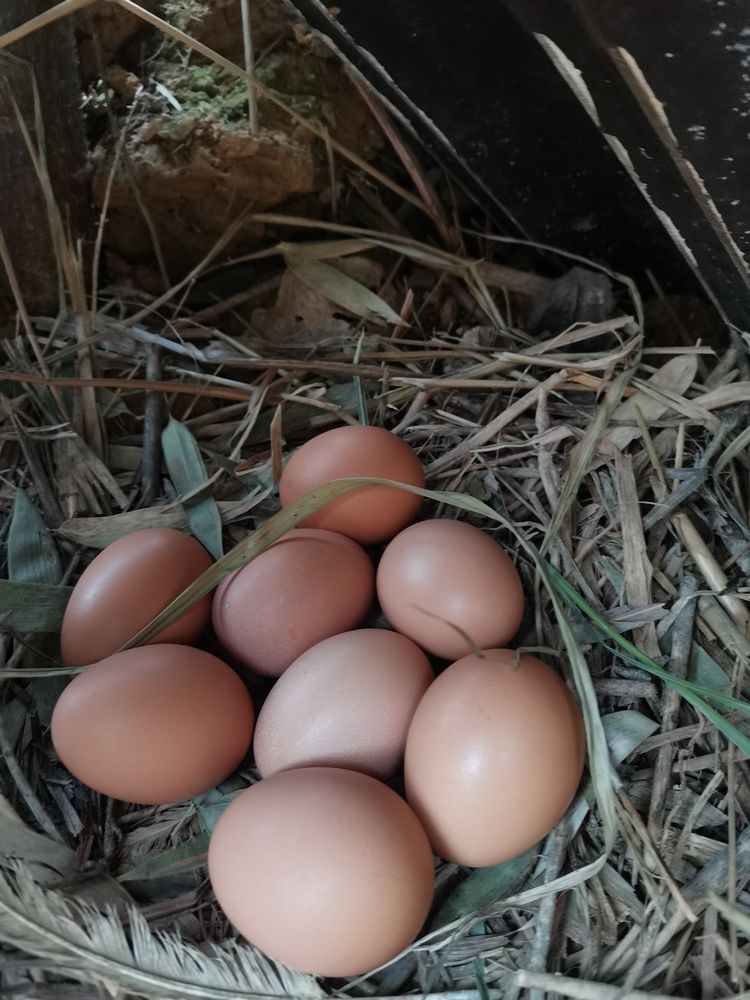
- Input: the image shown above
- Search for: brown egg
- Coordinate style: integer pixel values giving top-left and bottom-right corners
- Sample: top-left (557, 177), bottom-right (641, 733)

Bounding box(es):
top-left (208, 767), bottom-right (434, 976)
top-left (51, 644), bottom-right (254, 804)
top-left (254, 629), bottom-right (433, 780)
top-left (377, 519), bottom-right (524, 659)
top-left (212, 529), bottom-right (374, 678)
top-left (279, 425), bottom-right (425, 544)
top-left (405, 651), bottom-right (585, 866)
top-left (61, 528), bottom-right (213, 666)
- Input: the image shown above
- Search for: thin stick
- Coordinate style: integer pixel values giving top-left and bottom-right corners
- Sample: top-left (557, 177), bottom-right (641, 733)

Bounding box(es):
top-left (0, 227), bottom-right (69, 421)
top-left (526, 824), bottom-right (569, 1000)
top-left (0, 369), bottom-right (256, 402)
top-left (0, 0), bottom-right (95, 48)
top-left (239, 0), bottom-right (258, 132)
top-left (140, 346), bottom-right (163, 505)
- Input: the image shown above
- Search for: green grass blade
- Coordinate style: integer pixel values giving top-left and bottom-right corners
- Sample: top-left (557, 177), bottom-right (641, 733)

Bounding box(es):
top-left (161, 418), bottom-right (223, 560)
top-left (552, 568), bottom-right (750, 756)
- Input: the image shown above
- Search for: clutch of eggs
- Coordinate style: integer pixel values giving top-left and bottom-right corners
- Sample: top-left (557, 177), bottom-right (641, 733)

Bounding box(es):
top-left (46, 425), bottom-right (590, 979)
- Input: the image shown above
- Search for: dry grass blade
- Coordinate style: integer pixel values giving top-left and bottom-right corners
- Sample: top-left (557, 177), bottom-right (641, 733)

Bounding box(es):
top-left (0, 861), bottom-right (321, 1000)
top-left (542, 363), bottom-right (637, 556)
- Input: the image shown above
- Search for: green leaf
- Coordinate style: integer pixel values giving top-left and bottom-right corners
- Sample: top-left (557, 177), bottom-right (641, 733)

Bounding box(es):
top-left (602, 710), bottom-right (659, 767)
top-left (431, 848), bottom-right (535, 929)
top-left (688, 642), bottom-right (731, 690)
top-left (0, 580), bottom-right (72, 633)
top-left (7, 492), bottom-right (65, 723)
top-left (285, 255), bottom-right (402, 326)
top-left (161, 418), bottom-right (223, 560)
top-left (7, 490), bottom-right (62, 586)
top-left (192, 776), bottom-right (247, 833)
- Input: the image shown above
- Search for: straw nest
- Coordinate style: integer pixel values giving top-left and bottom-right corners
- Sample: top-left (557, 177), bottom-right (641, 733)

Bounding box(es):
top-left (1, 3), bottom-right (749, 999)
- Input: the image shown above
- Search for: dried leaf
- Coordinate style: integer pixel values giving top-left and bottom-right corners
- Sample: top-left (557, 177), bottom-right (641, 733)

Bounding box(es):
top-left (602, 355), bottom-right (698, 452)
top-left (0, 861), bottom-right (321, 1000)
top-left (53, 435), bottom-right (128, 515)
top-left (58, 491), bottom-right (267, 549)
top-left (161, 418), bottom-right (223, 560)
top-left (284, 255), bottom-right (401, 326)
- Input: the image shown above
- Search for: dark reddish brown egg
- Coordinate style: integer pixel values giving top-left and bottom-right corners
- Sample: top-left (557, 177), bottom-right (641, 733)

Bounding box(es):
top-left (212, 529), bottom-right (374, 678)
top-left (60, 528), bottom-right (213, 666)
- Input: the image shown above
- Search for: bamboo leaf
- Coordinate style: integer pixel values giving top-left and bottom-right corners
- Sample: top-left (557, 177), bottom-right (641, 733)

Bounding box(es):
top-left (0, 580), bottom-right (72, 633)
top-left (284, 256), bottom-right (402, 326)
top-left (0, 861), bottom-right (321, 1000)
top-left (431, 848), bottom-right (535, 929)
top-left (161, 418), bottom-right (223, 560)
top-left (7, 490), bottom-right (62, 585)
top-left (7, 490), bottom-right (65, 722)
top-left (602, 711), bottom-right (659, 767)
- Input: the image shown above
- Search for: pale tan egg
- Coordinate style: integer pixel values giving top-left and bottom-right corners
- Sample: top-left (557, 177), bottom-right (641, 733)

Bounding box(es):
top-left (254, 629), bottom-right (433, 780)
top-left (208, 767), bottom-right (434, 976)
top-left (405, 651), bottom-right (585, 866)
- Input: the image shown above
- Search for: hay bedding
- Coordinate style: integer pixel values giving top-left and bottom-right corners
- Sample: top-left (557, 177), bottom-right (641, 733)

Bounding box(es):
top-left (1, 3), bottom-right (750, 999)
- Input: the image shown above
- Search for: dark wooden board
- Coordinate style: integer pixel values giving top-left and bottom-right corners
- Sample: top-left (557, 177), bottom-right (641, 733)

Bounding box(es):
top-left (289, 0), bottom-right (750, 329)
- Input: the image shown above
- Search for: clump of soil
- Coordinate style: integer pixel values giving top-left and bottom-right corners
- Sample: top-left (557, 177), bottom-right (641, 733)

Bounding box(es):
top-left (82, 0), bottom-right (382, 285)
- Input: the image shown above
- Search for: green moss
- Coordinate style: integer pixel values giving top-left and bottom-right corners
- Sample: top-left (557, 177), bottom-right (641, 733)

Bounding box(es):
top-left (157, 51), bottom-right (342, 130)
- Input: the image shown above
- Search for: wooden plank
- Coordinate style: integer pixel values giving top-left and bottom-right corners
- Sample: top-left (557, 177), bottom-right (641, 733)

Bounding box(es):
top-left (0, 0), bottom-right (89, 315)
top-left (290, 1), bottom-right (750, 329)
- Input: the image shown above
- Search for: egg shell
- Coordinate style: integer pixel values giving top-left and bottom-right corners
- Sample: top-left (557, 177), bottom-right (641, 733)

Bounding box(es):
top-left (254, 629), bottom-right (433, 780)
top-left (279, 425), bottom-right (425, 544)
top-left (377, 518), bottom-right (524, 659)
top-left (404, 651), bottom-right (585, 866)
top-left (208, 767), bottom-right (434, 976)
top-left (60, 528), bottom-right (213, 666)
top-left (212, 528), bottom-right (374, 678)
top-left (51, 644), bottom-right (254, 804)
